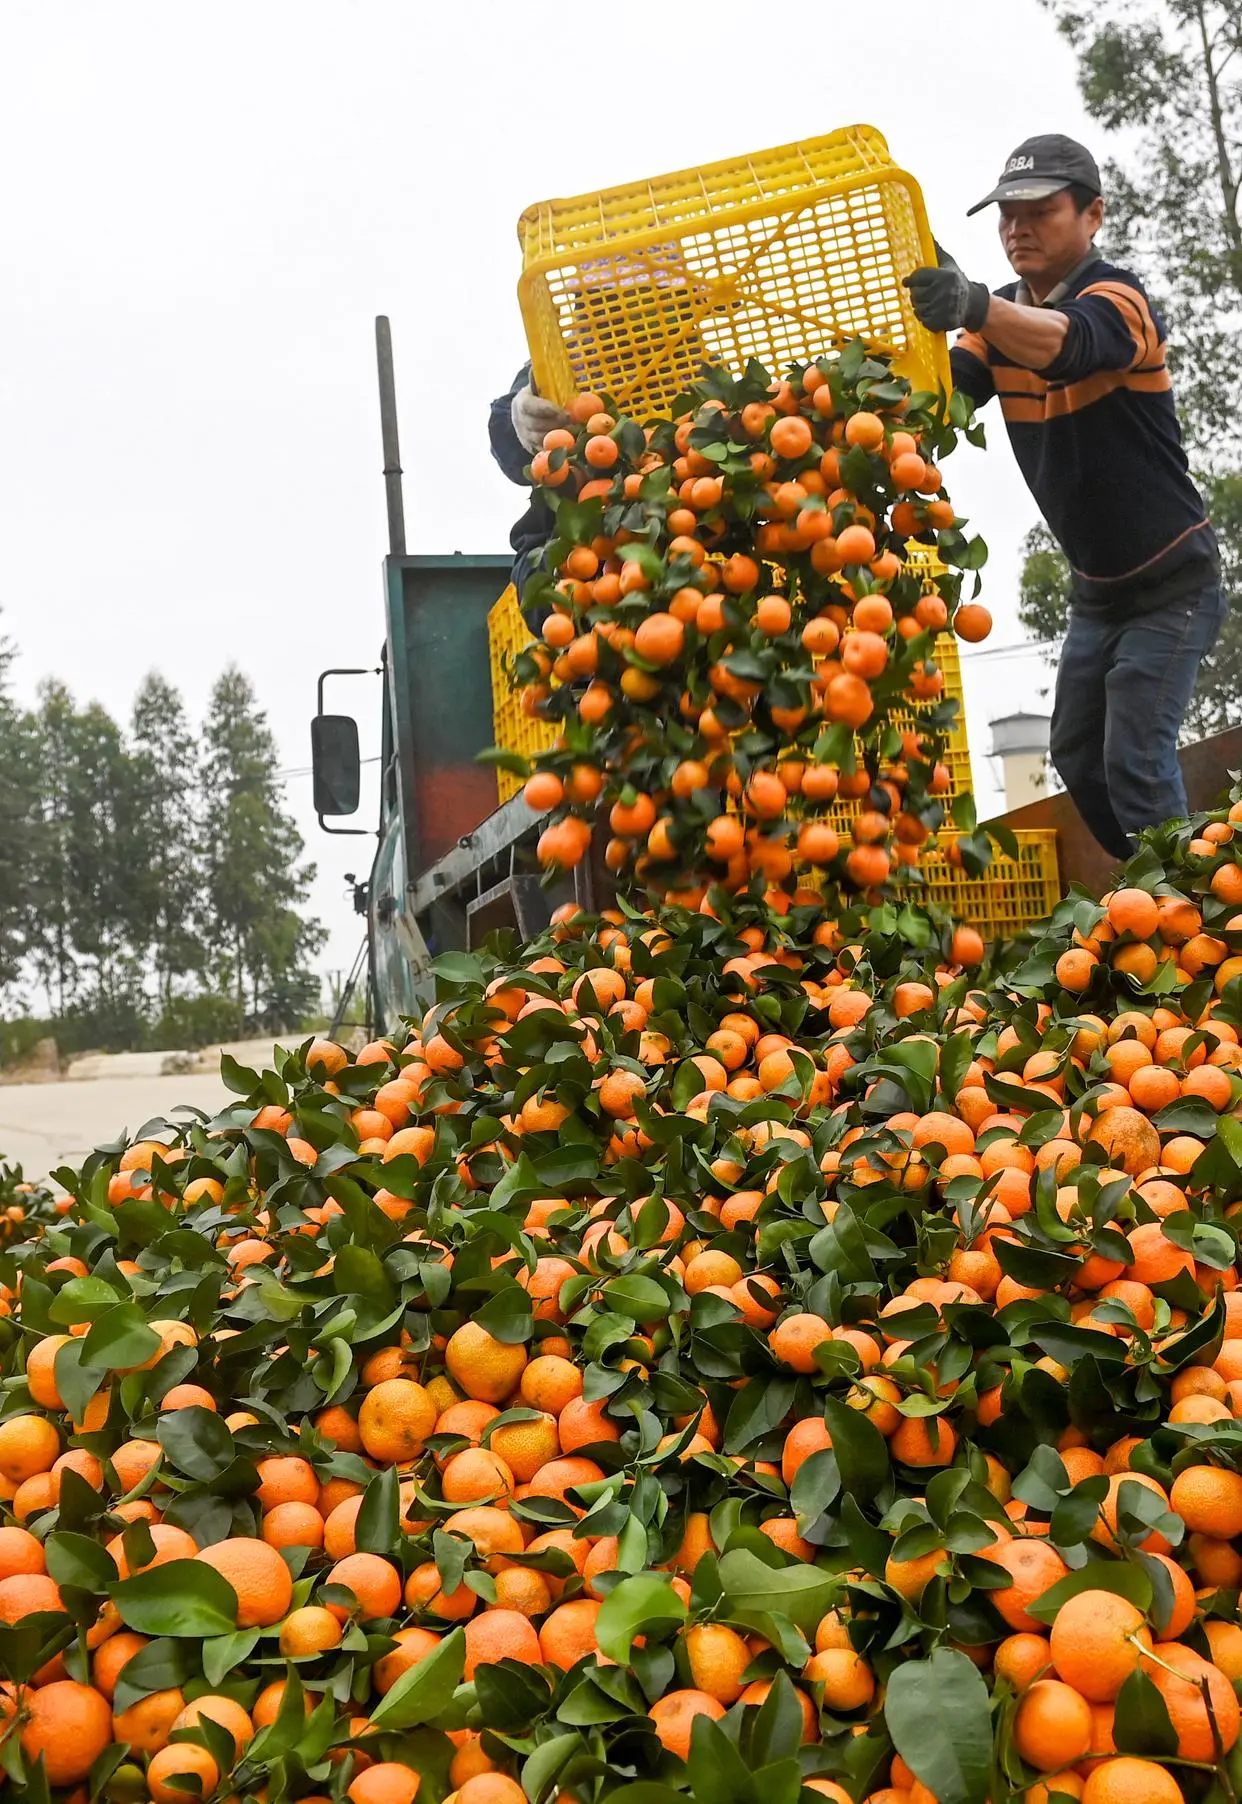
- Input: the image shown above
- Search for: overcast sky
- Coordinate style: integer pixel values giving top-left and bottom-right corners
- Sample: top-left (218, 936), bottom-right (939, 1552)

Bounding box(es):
top-left (0, 0), bottom-right (1097, 987)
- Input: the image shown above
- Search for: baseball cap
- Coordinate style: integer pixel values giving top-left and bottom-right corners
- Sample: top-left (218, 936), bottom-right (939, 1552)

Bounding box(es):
top-left (967, 134), bottom-right (1102, 215)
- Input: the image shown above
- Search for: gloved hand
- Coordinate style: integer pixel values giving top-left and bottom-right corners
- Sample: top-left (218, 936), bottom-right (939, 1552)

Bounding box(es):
top-left (511, 384), bottom-right (573, 453)
top-left (903, 244), bottom-right (991, 334)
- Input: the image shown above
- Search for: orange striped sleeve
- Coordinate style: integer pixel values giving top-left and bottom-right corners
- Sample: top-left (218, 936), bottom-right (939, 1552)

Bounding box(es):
top-left (950, 329), bottom-right (994, 406)
top-left (1078, 280), bottom-right (1161, 370)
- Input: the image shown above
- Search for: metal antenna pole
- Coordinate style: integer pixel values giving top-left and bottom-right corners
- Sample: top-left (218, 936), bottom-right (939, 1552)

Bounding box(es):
top-left (375, 316), bottom-right (406, 557)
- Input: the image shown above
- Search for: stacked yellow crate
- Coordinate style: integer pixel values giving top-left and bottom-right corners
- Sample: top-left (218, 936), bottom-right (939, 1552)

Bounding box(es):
top-left (490, 586), bottom-right (554, 803)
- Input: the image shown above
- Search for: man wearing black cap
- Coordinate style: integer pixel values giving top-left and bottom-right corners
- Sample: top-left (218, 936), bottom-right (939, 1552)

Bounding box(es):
top-left (905, 134), bottom-right (1225, 860)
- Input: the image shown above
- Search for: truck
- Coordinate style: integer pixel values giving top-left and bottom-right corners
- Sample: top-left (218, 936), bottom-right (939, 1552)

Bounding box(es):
top-left (309, 320), bottom-right (606, 1032)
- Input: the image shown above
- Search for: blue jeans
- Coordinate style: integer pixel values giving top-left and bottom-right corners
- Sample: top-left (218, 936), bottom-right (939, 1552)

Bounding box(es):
top-left (1049, 580), bottom-right (1228, 859)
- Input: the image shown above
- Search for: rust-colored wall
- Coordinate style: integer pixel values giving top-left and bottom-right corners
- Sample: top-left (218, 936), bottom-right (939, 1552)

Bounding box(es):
top-left (994, 727), bottom-right (1242, 898)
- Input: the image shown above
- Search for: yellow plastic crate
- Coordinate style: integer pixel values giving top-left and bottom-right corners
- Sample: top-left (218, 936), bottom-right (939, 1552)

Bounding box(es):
top-left (903, 830), bottom-right (1061, 938)
top-left (489, 585), bottom-right (555, 802)
top-left (819, 632), bottom-right (972, 832)
top-left (518, 125), bottom-right (950, 419)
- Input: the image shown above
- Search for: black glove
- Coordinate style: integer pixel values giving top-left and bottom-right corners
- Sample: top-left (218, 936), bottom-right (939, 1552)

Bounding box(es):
top-left (903, 243), bottom-right (991, 334)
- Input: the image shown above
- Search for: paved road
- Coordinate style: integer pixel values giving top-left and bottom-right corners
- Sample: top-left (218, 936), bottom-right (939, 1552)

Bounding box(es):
top-left (0, 1074), bottom-right (234, 1180)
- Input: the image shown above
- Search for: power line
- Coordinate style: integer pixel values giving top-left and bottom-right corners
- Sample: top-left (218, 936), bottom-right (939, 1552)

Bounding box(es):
top-left (960, 640), bottom-right (1056, 661)
top-left (275, 756), bottom-right (382, 781)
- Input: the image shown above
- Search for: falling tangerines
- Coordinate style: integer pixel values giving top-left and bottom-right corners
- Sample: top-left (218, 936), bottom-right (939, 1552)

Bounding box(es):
top-left (499, 345), bottom-right (991, 911)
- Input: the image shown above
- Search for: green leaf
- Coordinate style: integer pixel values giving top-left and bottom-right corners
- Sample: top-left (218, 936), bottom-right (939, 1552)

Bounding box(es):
top-left (1113, 1477), bottom-right (1183, 1550)
top-left (44, 1533), bottom-right (118, 1594)
top-left (749, 1674), bottom-right (809, 1771)
top-left (989, 821), bottom-right (1020, 861)
top-left (111, 1559), bottom-right (238, 1637)
top-left (430, 952), bottom-right (486, 986)
top-left (601, 1275), bottom-right (671, 1322)
top-left (582, 1312), bottom-right (636, 1363)
top-left (725, 1376), bottom-right (797, 1456)
top-left (51, 1338), bottom-right (108, 1427)
top-left (156, 1408), bottom-right (236, 1482)
top-left (822, 1395), bottom-right (891, 1503)
top-left (122, 1520), bottom-right (157, 1576)
top-left (522, 1733), bottom-right (584, 1804)
top-left (1112, 1666), bottom-right (1178, 1757)
top-left (234, 1273), bottom-right (303, 1324)
top-left (111, 1636), bottom-right (193, 1715)
top-left (1027, 1559), bottom-right (1153, 1625)
top-left (686, 1713), bottom-right (756, 1804)
top-left (202, 1628), bottom-right (260, 1687)
top-left (717, 1549), bottom-right (838, 1636)
top-left (938, 1032), bottom-right (974, 1106)
top-left (47, 1276), bottom-right (124, 1326)
top-left (319, 1334), bottom-right (354, 1403)
top-left (994, 1238), bottom-right (1081, 1292)
top-left (475, 1657), bottom-right (554, 1731)
top-left (595, 1573), bottom-right (688, 1666)
top-left (335, 1243), bottom-right (397, 1308)
top-left (1013, 1446), bottom-right (1070, 1513)
top-left (1151, 1097), bottom-right (1220, 1137)
top-left (598, 1788), bottom-right (683, 1804)
top-left (474, 1287), bottom-right (534, 1344)
top-left (370, 1624), bottom-right (466, 1728)
top-left (884, 1648), bottom-right (992, 1804)
top-left (357, 1464), bottom-right (400, 1556)
top-left (1049, 1475), bottom-right (1109, 1547)
top-left (534, 1146), bottom-right (598, 1187)
top-left (952, 793), bottom-right (978, 833)
top-left (80, 1303), bottom-right (160, 1371)
top-left (790, 1448), bottom-right (842, 1523)
top-left (221, 1053), bottom-right (261, 1093)
top-left (1157, 1290), bottom-right (1226, 1372)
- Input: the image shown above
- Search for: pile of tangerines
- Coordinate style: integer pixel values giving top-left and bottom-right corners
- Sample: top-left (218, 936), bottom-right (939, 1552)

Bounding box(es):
top-left (0, 1164), bottom-right (55, 1251)
top-left (507, 346), bottom-right (993, 906)
top-left (2, 779), bottom-right (1242, 1804)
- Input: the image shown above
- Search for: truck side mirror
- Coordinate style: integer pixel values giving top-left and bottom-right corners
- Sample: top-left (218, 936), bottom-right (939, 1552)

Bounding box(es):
top-left (311, 715), bottom-right (361, 817)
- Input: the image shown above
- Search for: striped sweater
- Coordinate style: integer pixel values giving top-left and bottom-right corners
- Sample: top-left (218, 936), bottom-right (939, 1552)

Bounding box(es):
top-left (950, 257), bottom-right (1217, 610)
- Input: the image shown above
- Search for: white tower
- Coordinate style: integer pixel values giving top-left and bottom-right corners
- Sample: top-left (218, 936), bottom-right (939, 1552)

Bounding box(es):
top-left (990, 712), bottom-right (1051, 810)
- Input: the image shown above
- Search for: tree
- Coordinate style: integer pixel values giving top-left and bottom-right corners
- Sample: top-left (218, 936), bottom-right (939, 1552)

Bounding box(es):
top-left (250, 908), bottom-right (326, 1029)
top-left (2, 657), bottom-right (325, 1049)
top-left (1042, 0), bottom-right (1242, 452)
top-left (26, 680), bottom-right (80, 1017)
top-left (128, 673), bottom-right (204, 1008)
top-left (1019, 0), bottom-right (1242, 733)
top-left (1015, 523), bottom-right (1072, 646)
top-left (200, 667), bottom-right (323, 1034)
top-left (0, 622), bottom-right (39, 999)
top-left (62, 701), bottom-right (146, 1021)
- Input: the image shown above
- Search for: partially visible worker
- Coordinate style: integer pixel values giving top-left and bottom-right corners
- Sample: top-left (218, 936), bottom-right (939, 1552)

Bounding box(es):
top-left (489, 365), bottom-right (569, 620)
top-left (904, 134), bottom-right (1225, 859)
top-left (491, 248), bottom-right (703, 625)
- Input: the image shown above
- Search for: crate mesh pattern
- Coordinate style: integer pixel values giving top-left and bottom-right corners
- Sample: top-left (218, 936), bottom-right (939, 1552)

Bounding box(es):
top-left (518, 126), bottom-right (949, 418)
top-left (490, 586), bottom-right (555, 801)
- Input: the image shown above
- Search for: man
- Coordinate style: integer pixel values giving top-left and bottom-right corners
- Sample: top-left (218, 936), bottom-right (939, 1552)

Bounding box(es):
top-left (904, 134), bottom-right (1225, 859)
top-left (488, 365), bottom-right (570, 618)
